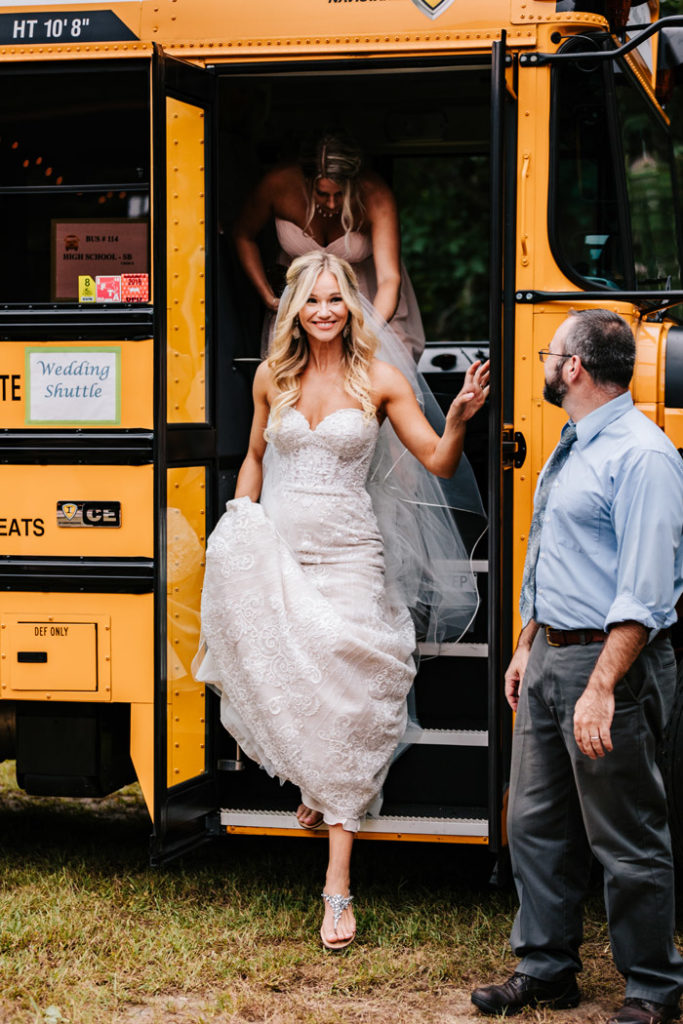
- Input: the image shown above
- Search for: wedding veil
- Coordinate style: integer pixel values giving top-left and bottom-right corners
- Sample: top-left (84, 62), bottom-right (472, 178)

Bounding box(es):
top-left (269, 289), bottom-right (487, 647)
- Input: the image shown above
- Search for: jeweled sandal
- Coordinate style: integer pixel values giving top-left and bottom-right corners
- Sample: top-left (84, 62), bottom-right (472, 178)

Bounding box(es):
top-left (296, 804), bottom-right (324, 830)
top-left (320, 891), bottom-right (355, 951)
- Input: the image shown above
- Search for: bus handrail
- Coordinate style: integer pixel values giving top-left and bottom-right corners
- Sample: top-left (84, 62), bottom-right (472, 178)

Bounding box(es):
top-left (519, 14), bottom-right (683, 67)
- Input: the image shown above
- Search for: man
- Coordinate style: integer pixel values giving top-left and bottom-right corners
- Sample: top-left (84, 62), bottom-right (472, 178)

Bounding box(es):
top-left (471, 309), bottom-right (683, 1024)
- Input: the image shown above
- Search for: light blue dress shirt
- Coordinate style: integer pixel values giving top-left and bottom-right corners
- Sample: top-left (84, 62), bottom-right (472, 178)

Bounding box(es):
top-left (533, 391), bottom-right (683, 634)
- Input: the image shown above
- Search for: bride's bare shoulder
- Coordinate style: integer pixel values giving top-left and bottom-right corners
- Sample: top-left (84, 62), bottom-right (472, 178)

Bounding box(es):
top-left (369, 357), bottom-right (411, 398)
top-left (254, 359), bottom-right (275, 399)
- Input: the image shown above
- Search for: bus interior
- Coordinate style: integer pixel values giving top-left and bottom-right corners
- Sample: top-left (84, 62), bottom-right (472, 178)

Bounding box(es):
top-left (210, 60), bottom-right (499, 835)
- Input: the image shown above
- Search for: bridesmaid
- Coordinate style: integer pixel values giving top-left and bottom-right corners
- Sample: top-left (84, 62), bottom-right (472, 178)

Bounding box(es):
top-left (233, 133), bottom-right (426, 362)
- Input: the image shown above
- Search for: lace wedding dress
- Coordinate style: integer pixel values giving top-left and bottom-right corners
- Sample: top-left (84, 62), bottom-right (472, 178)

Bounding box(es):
top-left (194, 405), bottom-right (417, 832)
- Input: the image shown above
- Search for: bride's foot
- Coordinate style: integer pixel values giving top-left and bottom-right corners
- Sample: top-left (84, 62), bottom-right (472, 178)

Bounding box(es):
top-left (296, 803), bottom-right (324, 830)
top-left (320, 891), bottom-right (356, 951)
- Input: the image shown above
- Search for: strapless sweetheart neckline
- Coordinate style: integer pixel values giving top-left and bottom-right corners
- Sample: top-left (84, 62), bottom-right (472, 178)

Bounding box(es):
top-left (289, 405), bottom-right (365, 433)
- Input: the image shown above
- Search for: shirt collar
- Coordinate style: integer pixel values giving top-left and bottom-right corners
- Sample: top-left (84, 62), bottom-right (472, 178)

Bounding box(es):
top-left (573, 391), bottom-right (633, 448)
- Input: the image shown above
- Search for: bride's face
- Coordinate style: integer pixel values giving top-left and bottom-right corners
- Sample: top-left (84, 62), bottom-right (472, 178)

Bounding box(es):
top-left (298, 271), bottom-right (349, 345)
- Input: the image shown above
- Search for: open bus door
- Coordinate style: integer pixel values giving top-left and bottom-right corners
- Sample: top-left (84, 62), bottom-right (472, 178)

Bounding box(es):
top-left (150, 49), bottom-right (220, 864)
top-left (488, 32), bottom-right (516, 862)
top-left (205, 47), bottom-right (515, 851)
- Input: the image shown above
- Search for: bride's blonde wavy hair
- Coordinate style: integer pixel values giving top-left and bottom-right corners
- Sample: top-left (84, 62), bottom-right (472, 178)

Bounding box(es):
top-left (265, 251), bottom-right (379, 436)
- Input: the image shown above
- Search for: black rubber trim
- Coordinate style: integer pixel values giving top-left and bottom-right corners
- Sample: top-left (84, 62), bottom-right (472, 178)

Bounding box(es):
top-left (167, 426), bottom-right (216, 463)
top-left (0, 430), bottom-right (153, 464)
top-left (515, 289), bottom-right (683, 313)
top-left (666, 326), bottom-right (683, 409)
top-left (0, 557), bottom-right (154, 593)
top-left (0, 307), bottom-right (153, 341)
top-left (208, 54), bottom-right (493, 75)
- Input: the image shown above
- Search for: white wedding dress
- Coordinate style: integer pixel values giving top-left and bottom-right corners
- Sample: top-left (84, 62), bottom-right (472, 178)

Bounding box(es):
top-left (194, 405), bottom-right (417, 832)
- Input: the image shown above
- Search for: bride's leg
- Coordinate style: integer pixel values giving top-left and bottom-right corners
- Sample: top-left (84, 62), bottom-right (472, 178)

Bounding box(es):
top-left (321, 824), bottom-right (356, 944)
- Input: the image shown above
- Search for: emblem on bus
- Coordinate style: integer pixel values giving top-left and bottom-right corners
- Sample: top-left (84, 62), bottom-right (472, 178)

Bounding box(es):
top-left (410, 0), bottom-right (455, 19)
top-left (57, 501), bottom-right (121, 528)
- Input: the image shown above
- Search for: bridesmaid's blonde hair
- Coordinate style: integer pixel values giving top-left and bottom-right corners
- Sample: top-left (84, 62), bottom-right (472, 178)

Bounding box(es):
top-left (265, 252), bottom-right (378, 434)
top-left (300, 134), bottom-right (364, 238)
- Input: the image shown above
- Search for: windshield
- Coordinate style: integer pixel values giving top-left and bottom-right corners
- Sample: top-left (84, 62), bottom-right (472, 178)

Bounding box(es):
top-left (551, 51), bottom-right (682, 291)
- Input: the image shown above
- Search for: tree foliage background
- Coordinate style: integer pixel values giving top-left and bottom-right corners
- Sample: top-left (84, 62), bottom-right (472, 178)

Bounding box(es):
top-left (395, 1), bottom-right (683, 342)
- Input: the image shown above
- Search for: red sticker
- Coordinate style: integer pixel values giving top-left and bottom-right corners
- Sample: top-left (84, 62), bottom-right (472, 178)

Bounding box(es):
top-left (96, 275), bottom-right (122, 302)
top-left (121, 273), bottom-right (149, 303)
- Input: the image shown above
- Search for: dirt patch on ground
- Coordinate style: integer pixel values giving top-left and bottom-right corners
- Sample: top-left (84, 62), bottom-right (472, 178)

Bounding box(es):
top-left (111, 989), bottom-right (618, 1024)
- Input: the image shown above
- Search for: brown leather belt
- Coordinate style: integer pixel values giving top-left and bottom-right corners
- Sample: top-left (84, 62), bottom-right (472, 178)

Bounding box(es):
top-left (544, 626), bottom-right (608, 647)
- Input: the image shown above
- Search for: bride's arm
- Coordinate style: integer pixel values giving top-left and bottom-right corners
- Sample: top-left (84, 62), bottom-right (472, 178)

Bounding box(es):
top-left (234, 363), bottom-right (271, 501)
top-left (374, 359), bottom-right (490, 479)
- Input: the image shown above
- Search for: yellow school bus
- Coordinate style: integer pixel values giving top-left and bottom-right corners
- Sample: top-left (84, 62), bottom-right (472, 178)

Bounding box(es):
top-left (1, 0), bottom-right (683, 864)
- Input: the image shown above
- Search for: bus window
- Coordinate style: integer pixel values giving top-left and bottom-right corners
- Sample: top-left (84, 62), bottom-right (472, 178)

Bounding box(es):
top-left (0, 64), bottom-right (150, 304)
top-left (615, 67), bottom-right (682, 290)
top-left (551, 57), bottom-right (628, 290)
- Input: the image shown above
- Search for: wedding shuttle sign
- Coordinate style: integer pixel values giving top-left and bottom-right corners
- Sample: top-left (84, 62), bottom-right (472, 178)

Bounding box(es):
top-left (25, 347), bottom-right (121, 424)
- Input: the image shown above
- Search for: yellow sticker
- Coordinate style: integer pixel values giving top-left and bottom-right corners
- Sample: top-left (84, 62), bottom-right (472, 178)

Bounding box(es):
top-left (78, 275), bottom-right (96, 303)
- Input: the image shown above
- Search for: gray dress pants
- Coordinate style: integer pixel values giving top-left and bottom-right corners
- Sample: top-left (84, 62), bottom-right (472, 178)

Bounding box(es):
top-left (508, 629), bottom-right (683, 1005)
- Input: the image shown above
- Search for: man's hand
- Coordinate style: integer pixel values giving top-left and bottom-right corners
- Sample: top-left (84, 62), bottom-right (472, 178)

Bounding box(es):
top-left (573, 683), bottom-right (615, 759)
top-left (505, 621), bottom-right (539, 711)
top-left (572, 621), bottom-right (647, 759)
top-left (505, 646), bottom-right (529, 711)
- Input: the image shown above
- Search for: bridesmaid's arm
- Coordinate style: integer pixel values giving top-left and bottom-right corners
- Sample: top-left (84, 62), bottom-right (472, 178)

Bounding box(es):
top-left (233, 172), bottom-right (281, 313)
top-left (234, 363), bottom-right (271, 501)
top-left (364, 175), bottom-right (402, 324)
top-left (374, 359), bottom-right (490, 479)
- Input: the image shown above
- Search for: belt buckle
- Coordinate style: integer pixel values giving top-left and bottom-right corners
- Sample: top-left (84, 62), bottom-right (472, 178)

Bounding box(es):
top-left (545, 626), bottom-right (561, 647)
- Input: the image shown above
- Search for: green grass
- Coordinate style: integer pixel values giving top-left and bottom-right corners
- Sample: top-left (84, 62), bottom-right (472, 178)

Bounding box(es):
top-left (0, 760), bottom-right (648, 1023)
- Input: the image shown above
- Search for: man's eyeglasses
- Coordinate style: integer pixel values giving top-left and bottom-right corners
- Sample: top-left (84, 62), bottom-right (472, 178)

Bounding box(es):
top-left (538, 350), bottom-right (575, 364)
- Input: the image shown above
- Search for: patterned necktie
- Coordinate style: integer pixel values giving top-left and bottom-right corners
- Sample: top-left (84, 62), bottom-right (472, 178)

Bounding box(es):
top-left (519, 421), bottom-right (578, 627)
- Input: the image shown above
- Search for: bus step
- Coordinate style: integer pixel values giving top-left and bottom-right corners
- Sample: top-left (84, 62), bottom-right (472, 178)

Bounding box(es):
top-left (418, 642), bottom-right (488, 657)
top-left (219, 808), bottom-right (488, 838)
top-left (413, 728), bottom-right (487, 746)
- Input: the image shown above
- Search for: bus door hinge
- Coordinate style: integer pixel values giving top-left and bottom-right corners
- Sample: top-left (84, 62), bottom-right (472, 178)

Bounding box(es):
top-left (502, 426), bottom-right (527, 469)
top-left (205, 811), bottom-right (222, 837)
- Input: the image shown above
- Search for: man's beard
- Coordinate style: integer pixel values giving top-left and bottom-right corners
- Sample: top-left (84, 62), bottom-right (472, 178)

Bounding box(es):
top-left (543, 367), bottom-right (567, 408)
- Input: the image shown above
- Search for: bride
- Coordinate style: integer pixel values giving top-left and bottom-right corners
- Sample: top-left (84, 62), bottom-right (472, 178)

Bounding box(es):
top-left (195, 251), bottom-right (489, 950)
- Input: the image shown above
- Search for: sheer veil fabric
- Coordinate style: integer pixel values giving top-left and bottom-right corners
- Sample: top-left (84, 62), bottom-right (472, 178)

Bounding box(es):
top-left (266, 291), bottom-right (486, 646)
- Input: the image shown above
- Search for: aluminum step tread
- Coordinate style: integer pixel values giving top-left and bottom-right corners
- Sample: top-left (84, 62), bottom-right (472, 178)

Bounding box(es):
top-left (219, 808), bottom-right (488, 837)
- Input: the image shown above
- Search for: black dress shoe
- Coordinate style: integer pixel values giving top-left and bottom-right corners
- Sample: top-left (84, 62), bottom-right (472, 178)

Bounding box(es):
top-left (607, 998), bottom-right (680, 1024)
top-left (471, 971), bottom-right (580, 1016)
